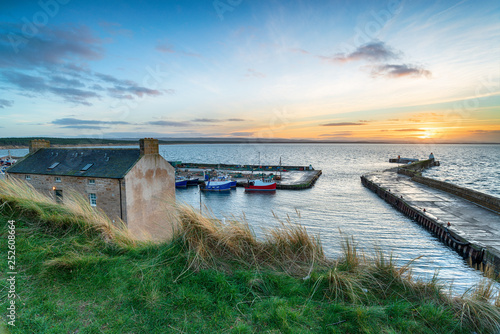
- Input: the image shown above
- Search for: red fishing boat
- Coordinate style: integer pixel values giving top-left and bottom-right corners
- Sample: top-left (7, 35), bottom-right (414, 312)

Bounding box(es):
top-left (244, 179), bottom-right (276, 191)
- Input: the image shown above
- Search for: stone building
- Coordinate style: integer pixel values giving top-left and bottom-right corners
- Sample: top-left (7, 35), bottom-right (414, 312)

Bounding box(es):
top-left (6, 138), bottom-right (176, 241)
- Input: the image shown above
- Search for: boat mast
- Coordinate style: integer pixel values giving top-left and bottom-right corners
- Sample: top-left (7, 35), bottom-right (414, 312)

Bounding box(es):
top-left (279, 156), bottom-right (282, 179)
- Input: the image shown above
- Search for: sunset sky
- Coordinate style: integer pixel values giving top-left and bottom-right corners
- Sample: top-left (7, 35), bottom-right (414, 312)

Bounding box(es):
top-left (1, 0), bottom-right (499, 143)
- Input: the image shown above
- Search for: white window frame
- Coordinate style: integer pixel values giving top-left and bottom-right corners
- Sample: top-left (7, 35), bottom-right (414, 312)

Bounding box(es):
top-left (88, 179), bottom-right (96, 185)
top-left (25, 175), bottom-right (31, 180)
top-left (55, 177), bottom-right (61, 183)
top-left (89, 193), bottom-right (97, 207)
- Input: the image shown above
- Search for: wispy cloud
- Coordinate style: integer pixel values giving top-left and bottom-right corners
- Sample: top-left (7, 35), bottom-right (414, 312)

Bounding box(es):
top-left (52, 118), bottom-right (130, 126)
top-left (393, 128), bottom-right (425, 132)
top-left (156, 43), bottom-right (175, 53)
top-left (50, 75), bottom-right (85, 88)
top-left (372, 64), bottom-right (432, 78)
top-left (60, 125), bottom-right (106, 130)
top-left (321, 122), bottom-right (365, 126)
top-left (245, 68), bottom-right (266, 78)
top-left (319, 132), bottom-right (353, 137)
top-left (192, 118), bottom-right (246, 123)
top-left (148, 120), bottom-right (191, 127)
top-left (98, 21), bottom-right (133, 38)
top-left (320, 40), bottom-right (431, 79)
top-left (48, 87), bottom-right (99, 106)
top-left (469, 130), bottom-right (500, 134)
top-left (95, 73), bottom-right (134, 86)
top-left (329, 41), bottom-right (398, 63)
top-left (3, 71), bottom-right (49, 93)
top-left (155, 40), bottom-right (201, 57)
top-left (230, 131), bottom-right (254, 136)
top-left (3, 71), bottom-right (100, 105)
top-left (0, 99), bottom-right (13, 108)
top-left (192, 118), bottom-right (218, 123)
top-left (289, 48), bottom-right (310, 55)
top-left (108, 85), bottom-right (162, 98)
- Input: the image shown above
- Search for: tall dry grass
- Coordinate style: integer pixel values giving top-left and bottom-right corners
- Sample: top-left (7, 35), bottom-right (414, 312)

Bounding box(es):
top-left (327, 237), bottom-right (500, 332)
top-left (174, 205), bottom-right (329, 275)
top-left (0, 178), bottom-right (137, 249)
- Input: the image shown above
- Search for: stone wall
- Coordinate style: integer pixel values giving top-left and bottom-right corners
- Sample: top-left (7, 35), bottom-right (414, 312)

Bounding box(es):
top-left (396, 159), bottom-right (438, 177)
top-left (124, 154), bottom-right (176, 241)
top-left (412, 175), bottom-right (500, 213)
top-left (8, 173), bottom-right (126, 222)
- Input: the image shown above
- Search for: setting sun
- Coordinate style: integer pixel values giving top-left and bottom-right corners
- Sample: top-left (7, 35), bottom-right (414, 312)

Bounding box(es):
top-left (418, 129), bottom-right (436, 139)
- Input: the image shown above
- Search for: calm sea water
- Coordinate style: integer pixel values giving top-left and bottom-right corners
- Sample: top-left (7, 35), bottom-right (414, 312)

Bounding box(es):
top-left (2, 143), bottom-right (499, 293)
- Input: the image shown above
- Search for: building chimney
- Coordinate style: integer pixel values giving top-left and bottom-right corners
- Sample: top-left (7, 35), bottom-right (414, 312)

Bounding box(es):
top-left (139, 138), bottom-right (159, 156)
top-left (29, 139), bottom-right (50, 154)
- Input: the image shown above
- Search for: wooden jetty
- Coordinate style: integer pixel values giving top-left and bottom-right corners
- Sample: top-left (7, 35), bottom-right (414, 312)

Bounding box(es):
top-left (361, 160), bottom-right (500, 275)
top-left (173, 162), bottom-right (322, 190)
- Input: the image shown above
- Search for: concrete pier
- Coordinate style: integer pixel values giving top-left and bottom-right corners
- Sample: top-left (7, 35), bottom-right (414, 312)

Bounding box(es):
top-left (361, 170), bottom-right (500, 275)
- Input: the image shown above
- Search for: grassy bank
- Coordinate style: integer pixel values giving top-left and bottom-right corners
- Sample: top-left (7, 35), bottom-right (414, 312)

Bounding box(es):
top-left (1, 179), bottom-right (500, 333)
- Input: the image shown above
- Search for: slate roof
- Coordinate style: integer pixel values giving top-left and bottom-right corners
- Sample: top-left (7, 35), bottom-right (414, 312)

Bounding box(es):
top-left (7, 148), bottom-right (141, 179)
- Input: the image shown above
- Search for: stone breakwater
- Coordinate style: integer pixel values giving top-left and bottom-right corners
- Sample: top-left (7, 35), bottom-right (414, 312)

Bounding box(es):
top-left (361, 160), bottom-right (500, 275)
top-left (411, 176), bottom-right (500, 214)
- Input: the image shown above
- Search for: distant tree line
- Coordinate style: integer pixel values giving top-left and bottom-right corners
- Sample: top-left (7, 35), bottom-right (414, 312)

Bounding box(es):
top-left (0, 137), bottom-right (137, 147)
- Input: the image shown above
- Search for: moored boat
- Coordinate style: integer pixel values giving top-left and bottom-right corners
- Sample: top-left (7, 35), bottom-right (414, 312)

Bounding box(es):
top-left (200, 180), bottom-right (232, 192)
top-left (244, 179), bottom-right (276, 191)
top-left (220, 175), bottom-right (237, 188)
top-left (175, 176), bottom-right (188, 188)
top-left (186, 177), bottom-right (200, 186)
top-left (212, 173), bottom-right (237, 188)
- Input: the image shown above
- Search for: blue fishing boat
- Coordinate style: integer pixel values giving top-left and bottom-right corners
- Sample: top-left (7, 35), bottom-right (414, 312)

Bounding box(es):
top-left (199, 180), bottom-right (232, 192)
top-left (175, 176), bottom-right (188, 188)
top-left (214, 174), bottom-right (237, 188)
top-left (186, 177), bottom-right (200, 186)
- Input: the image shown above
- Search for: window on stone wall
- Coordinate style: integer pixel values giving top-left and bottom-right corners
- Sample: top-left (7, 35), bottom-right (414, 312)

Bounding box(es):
top-left (25, 175), bottom-right (31, 180)
top-left (55, 177), bottom-right (61, 183)
top-left (89, 193), bottom-right (97, 207)
top-left (88, 179), bottom-right (95, 185)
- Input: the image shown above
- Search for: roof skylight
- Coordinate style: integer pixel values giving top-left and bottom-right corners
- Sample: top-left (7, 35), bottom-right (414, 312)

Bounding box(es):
top-left (81, 163), bottom-right (94, 171)
top-left (48, 162), bottom-right (60, 169)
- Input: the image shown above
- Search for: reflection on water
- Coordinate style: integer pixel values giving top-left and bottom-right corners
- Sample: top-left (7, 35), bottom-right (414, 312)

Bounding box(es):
top-left (2, 143), bottom-right (499, 293)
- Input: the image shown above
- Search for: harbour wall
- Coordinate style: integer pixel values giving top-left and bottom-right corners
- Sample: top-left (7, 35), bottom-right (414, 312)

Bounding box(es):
top-left (171, 162), bottom-right (315, 171)
top-left (396, 159), bottom-right (500, 214)
top-left (360, 175), bottom-right (491, 271)
top-left (396, 159), bottom-right (440, 177)
top-left (411, 176), bottom-right (500, 214)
